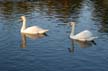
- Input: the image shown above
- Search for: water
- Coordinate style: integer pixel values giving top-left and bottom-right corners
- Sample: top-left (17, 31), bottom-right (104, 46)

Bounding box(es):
top-left (0, 0), bottom-right (108, 71)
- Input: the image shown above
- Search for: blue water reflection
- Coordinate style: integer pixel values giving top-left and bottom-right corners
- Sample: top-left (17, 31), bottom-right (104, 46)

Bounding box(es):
top-left (0, 0), bottom-right (108, 71)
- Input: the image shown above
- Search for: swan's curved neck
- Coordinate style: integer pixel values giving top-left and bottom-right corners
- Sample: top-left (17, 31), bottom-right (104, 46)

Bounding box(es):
top-left (21, 19), bottom-right (26, 32)
top-left (71, 23), bottom-right (75, 36)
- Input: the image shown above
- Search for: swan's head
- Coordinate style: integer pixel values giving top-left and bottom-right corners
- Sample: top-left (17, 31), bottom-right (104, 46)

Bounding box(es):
top-left (20, 16), bottom-right (26, 22)
top-left (70, 22), bottom-right (76, 26)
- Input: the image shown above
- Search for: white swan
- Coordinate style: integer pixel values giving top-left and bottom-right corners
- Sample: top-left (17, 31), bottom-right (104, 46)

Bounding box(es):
top-left (20, 16), bottom-right (48, 34)
top-left (70, 22), bottom-right (97, 41)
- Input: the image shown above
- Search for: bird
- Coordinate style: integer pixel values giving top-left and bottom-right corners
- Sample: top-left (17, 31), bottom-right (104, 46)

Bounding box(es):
top-left (20, 16), bottom-right (48, 35)
top-left (70, 22), bottom-right (97, 41)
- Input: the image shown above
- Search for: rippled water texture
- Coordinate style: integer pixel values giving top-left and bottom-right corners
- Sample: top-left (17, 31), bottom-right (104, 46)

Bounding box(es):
top-left (0, 0), bottom-right (108, 71)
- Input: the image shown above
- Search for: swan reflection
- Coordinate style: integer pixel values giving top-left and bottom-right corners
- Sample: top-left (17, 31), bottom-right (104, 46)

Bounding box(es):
top-left (68, 39), bottom-right (75, 53)
top-left (68, 39), bottom-right (96, 53)
top-left (20, 33), bottom-right (47, 48)
top-left (21, 33), bottom-right (26, 48)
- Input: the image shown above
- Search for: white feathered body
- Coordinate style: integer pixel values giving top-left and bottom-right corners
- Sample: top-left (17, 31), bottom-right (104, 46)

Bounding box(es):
top-left (70, 30), bottom-right (97, 41)
top-left (21, 26), bottom-right (48, 35)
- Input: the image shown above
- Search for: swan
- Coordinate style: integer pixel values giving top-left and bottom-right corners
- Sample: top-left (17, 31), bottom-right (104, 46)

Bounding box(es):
top-left (20, 16), bottom-right (48, 34)
top-left (70, 22), bottom-right (97, 41)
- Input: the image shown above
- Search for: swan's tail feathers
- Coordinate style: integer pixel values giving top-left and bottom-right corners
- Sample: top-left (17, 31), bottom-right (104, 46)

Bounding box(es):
top-left (87, 36), bottom-right (98, 41)
top-left (39, 29), bottom-right (48, 34)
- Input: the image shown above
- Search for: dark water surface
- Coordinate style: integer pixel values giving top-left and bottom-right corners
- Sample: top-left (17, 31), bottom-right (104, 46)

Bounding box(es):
top-left (0, 0), bottom-right (108, 71)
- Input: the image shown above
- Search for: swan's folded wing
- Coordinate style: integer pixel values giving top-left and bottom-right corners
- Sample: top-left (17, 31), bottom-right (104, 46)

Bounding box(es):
top-left (73, 30), bottom-right (94, 41)
top-left (86, 37), bottom-right (98, 41)
top-left (33, 26), bottom-right (48, 34)
top-left (23, 26), bottom-right (48, 34)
